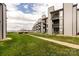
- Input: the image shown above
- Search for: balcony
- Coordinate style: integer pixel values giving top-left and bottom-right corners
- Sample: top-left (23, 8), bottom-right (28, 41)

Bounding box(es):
top-left (52, 17), bottom-right (59, 20)
top-left (52, 24), bottom-right (59, 28)
top-left (53, 27), bottom-right (59, 34)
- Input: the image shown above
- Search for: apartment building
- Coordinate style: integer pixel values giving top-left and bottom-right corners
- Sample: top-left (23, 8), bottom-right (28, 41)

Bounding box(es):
top-left (41, 15), bottom-right (48, 33)
top-left (32, 3), bottom-right (79, 36)
top-left (48, 7), bottom-right (63, 35)
top-left (32, 15), bottom-right (48, 33)
top-left (47, 3), bottom-right (79, 36)
top-left (32, 18), bottom-right (42, 33)
top-left (0, 3), bottom-right (7, 39)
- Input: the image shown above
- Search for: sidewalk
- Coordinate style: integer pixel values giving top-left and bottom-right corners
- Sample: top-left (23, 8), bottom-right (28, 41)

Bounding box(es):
top-left (28, 34), bottom-right (79, 49)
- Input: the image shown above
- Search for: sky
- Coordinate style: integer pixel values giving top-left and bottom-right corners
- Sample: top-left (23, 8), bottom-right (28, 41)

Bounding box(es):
top-left (2, 0), bottom-right (79, 31)
top-left (6, 3), bottom-right (49, 31)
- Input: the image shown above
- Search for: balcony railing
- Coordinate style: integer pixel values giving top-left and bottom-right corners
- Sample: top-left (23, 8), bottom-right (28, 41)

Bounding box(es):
top-left (52, 24), bottom-right (59, 28)
top-left (52, 17), bottom-right (59, 20)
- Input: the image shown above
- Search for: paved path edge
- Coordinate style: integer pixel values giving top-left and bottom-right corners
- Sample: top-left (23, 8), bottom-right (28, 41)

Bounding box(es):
top-left (28, 34), bottom-right (79, 49)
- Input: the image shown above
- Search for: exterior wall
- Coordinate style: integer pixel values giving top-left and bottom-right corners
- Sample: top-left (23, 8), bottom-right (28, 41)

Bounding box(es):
top-left (52, 11), bottom-right (59, 34)
top-left (63, 3), bottom-right (73, 36)
top-left (77, 11), bottom-right (79, 33)
top-left (32, 16), bottom-right (48, 33)
top-left (0, 3), bottom-right (6, 39)
top-left (46, 19), bottom-right (48, 32)
top-left (35, 19), bottom-right (41, 33)
top-left (32, 3), bottom-right (79, 36)
top-left (45, 19), bottom-right (48, 33)
top-left (0, 4), bottom-right (3, 39)
top-left (47, 6), bottom-right (54, 35)
top-left (72, 5), bottom-right (77, 35)
top-left (2, 4), bottom-right (7, 39)
top-left (59, 10), bottom-right (63, 34)
top-left (40, 20), bottom-right (43, 33)
top-left (41, 15), bottom-right (48, 33)
top-left (32, 18), bottom-right (43, 33)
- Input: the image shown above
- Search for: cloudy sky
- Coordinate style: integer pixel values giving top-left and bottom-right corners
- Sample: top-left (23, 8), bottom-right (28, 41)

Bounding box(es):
top-left (3, 0), bottom-right (79, 31)
top-left (6, 3), bottom-right (49, 31)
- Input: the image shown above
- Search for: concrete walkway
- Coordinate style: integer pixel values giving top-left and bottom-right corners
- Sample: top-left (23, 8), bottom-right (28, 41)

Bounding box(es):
top-left (28, 34), bottom-right (79, 49)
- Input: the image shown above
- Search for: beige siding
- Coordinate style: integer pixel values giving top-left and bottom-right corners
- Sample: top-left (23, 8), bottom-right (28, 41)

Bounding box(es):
top-left (59, 10), bottom-right (63, 34)
top-left (0, 4), bottom-right (6, 39)
top-left (63, 3), bottom-right (73, 36)
top-left (47, 6), bottom-right (54, 35)
top-left (0, 5), bottom-right (2, 39)
top-left (77, 11), bottom-right (79, 33)
top-left (72, 5), bottom-right (77, 35)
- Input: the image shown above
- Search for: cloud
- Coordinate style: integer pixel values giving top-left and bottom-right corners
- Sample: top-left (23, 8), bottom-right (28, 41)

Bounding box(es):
top-left (7, 22), bottom-right (34, 32)
top-left (6, 3), bottom-right (49, 31)
top-left (23, 4), bottom-right (29, 9)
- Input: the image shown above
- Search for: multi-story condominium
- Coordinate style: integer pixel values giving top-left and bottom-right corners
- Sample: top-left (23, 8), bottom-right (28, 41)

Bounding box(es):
top-left (41, 15), bottom-right (48, 33)
top-left (32, 18), bottom-right (42, 33)
top-left (47, 3), bottom-right (79, 36)
top-left (32, 3), bottom-right (79, 36)
top-left (47, 6), bottom-right (63, 35)
top-left (0, 3), bottom-right (7, 39)
top-left (32, 15), bottom-right (48, 33)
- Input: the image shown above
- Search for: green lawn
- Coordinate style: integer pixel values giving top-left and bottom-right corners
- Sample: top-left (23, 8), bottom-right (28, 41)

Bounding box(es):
top-left (0, 32), bottom-right (79, 56)
top-left (29, 32), bottom-right (79, 45)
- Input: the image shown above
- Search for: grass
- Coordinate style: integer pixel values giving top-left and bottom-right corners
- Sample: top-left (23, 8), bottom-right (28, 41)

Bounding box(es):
top-left (0, 32), bottom-right (79, 55)
top-left (29, 32), bottom-right (79, 45)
